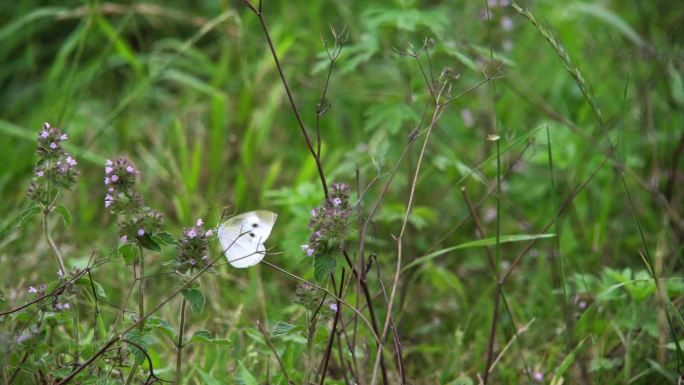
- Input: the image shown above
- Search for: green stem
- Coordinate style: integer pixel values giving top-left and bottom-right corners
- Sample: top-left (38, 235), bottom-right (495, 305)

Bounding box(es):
top-left (175, 298), bottom-right (187, 385)
top-left (43, 213), bottom-right (67, 275)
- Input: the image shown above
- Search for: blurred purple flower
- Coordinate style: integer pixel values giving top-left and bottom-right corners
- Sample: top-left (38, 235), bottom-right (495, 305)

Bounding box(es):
top-left (137, 228), bottom-right (145, 236)
top-left (533, 371), bottom-right (544, 382)
top-left (28, 286), bottom-right (38, 294)
top-left (461, 109), bottom-right (475, 128)
top-left (501, 16), bottom-right (514, 31)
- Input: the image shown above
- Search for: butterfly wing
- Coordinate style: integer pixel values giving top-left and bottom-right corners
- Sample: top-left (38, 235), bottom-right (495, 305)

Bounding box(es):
top-left (224, 210), bottom-right (277, 242)
top-left (218, 210), bottom-right (277, 268)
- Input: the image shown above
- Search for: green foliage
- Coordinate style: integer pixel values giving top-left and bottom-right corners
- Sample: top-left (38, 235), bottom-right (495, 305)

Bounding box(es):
top-left (0, 0), bottom-right (682, 384)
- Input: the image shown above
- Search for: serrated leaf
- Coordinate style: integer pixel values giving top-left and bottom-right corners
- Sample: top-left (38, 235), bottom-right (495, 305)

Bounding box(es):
top-left (54, 204), bottom-right (72, 226)
top-left (18, 206), bottom-right (41, 227)
top-left (271, 322), bottom-right (296, 338)
top-left (138, 233), bottom-right (161, 252)
top-left (118, 244), bottom-right (138, 264)
top-left (125, 330), bottom-right (157, 365)
top-left (181, 288), bottom-right (206, 314)
top-left (153, 231), bottom-right (177, 245)
top-left (313, 254), bottom-right (336, 282)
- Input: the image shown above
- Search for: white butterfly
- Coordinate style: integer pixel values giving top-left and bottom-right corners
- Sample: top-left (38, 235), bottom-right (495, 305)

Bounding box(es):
top-left (217, 210), bottom-right (277, 268)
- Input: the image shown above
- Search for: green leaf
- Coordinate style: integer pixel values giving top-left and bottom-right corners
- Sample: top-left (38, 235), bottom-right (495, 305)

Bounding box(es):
top-left (402, 234), bottom-right (556, 272)
top-left (118, 244), bottom-right (138, 264)
top-left (197, 368), bottom-right (226, 385)
top-left (138, 233), bottom-right (161, 252)
top-left (146, 316), bottom-right (175, 340)
top-left (153, 231), bottom-right (177, 246)
top-left (313, 254), bottom-right (336, 282)
top-left (181, 288), bottom-right (206, 314)
top-left (18, 205), bottom-right (41, 227)
top-left (190, 330), bottom-right (213, 344)
top-left (76, 277), bottom-right (108, 300)
top-left (238, 361), bottom-right (258, 385)
top-left (54, 204), bottom-right (72, 226)
top-left (271, 322), bottom-right (297, 338)
top-left (125, 330), bottom-right (157, 365)
top-left (569, 3), bottom-right (645, 47)
top-left (550, 338), bottom-right (586, 385)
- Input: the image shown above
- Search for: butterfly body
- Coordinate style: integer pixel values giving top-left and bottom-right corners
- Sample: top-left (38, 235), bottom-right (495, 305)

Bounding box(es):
top-left (217, 210), bottom-right (277, 268)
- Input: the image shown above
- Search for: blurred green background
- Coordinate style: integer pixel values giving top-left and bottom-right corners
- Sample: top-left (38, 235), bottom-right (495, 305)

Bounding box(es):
top-left (1, 0), bottom-right (683, 383)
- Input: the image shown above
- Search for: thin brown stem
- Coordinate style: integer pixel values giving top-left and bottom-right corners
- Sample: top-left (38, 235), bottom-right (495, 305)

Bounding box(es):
top-left (245, 2), bottom-right (329, 198)
top-left (318, 269), bottom-right (345, 385)
top-left (256, 320), bottom-right (291, 383)
top-left (175, 298), bottom-right (187, 385)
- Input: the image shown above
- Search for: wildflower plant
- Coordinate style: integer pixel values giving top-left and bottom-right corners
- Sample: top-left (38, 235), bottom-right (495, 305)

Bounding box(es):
top-left (104, 157), bottom-right (168, 259)
top-left (303, 182), bottom-right (352, 281)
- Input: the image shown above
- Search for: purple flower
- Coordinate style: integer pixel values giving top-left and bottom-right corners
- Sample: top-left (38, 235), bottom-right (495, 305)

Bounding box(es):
top-left (105, 200), bottom-right (112, 208)
top-left (329, 303), bottom-right (338, 312)
top-left (28, 286), bottom-right (38, 294)
top-left (311, 208), bottom-right (318, 217)
top-left (40, 130), bottom-right (49, 138)
top-left (306, 248), bottom-right (315, 256)
top-left (533, 371), bottom-right (544, 382)
top-left (126, 166), bottom-right (136, 174)
top-left (196, 218), bottom-right (204, 227)
top-left (300, 244), bottom-right (309, 251)
top-left (205, 229), bottom-right (213, 237)
top-left (189, 258), bottom-right (197, 266)
top-left (105, 167), bottom-right (113, 174)
top-left (62, 303), bottom-right (71, 310)
top-left (104, 177), bottom-right (110, 185)
top-left (578, 301), bottom-right (587, 309)
top-left (50, 142), bottom-right (58, 149)
top-left (110, 174), bottom-right (119, 182)
top-left (187, 229), bottom-right (197, 238)
top-left (501, 16), bottom-right (514, 31)
top-left (202, 255), bottom-right (209, 262)
top-left (137, 228), bottom-right (145, 236)
top-left (36, 170), bottom-right (44, 177)
top-left (57, 270), bottom-right (64, 278)
top-left (120, 235), bottom-right (128, 243)
top-left (55, 303), bottom-right (63, 310)
top-left (66, 156), bottom-right (77, 166)
top-left (332, 197), bottom-right (342, 207)
top-left (105, 159), bottom-right (113, 166)
top-left (60, 134), bottom-right (68, 141)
